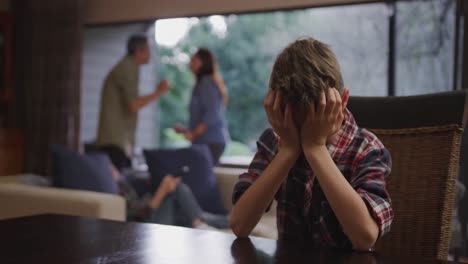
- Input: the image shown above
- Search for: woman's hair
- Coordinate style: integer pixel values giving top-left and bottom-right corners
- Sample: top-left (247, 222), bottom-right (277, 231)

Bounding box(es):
top-left (194, 48), bottom-right (229, 105)
top-left (269, 38), bottom-right (344, 112)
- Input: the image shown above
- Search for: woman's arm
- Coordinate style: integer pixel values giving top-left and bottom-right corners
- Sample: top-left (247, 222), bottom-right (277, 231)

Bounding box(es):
top-left (185, 124), bottom-right (207, 141)
top-left (149, 176), bottom-right (181, 209)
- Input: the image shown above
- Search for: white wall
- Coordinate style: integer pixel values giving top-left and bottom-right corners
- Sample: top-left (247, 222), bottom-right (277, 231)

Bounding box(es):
top-left (84, 0), bottom-right (374, 24)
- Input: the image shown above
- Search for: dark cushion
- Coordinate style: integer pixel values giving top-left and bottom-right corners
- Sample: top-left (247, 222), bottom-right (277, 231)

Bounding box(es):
top-left (51, 145), bottom-right (119, 194)
top-left (84, 143), bottom-right (131, 170)
top-left (144, 144), bottom-right (227, 214)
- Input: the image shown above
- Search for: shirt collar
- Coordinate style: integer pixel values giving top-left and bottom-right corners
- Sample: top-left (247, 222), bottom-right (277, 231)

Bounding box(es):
top-left (326, 108), bottom-right (359, 161)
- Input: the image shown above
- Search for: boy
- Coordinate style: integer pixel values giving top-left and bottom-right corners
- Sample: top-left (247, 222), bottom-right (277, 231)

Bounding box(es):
top-left (230, 38), bottom-right (393, 251)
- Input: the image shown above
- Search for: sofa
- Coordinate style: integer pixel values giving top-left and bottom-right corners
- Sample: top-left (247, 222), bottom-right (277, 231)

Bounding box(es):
top-left (0, 168), bottom-right (278, 239)
top-left (0, 174), bottom-right (125, 221)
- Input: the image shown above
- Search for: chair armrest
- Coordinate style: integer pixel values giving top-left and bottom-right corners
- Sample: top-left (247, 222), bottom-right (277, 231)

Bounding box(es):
top-left (0, 184), bottom-right (126, 221)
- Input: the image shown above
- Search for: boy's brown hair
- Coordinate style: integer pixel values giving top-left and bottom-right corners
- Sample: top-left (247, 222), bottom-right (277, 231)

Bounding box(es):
top-left (269, 38), bottom-right (344, 111)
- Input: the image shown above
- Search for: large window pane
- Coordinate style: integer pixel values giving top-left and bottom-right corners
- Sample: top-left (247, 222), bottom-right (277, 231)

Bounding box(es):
top-left (396, 0), bottom-right (456, 95)
top-left (290, 4), bottom-right (389, 97)
top-left (156, 3), bottom-right (389, 154)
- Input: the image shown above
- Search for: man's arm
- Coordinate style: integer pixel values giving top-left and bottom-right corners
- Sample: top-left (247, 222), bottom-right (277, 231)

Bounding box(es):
top-left (129, 80), bottom-right (170, 113)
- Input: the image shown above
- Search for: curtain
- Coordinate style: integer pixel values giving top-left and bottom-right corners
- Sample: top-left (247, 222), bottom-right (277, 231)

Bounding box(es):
top-left (13, 0), bottom-right (83, 175)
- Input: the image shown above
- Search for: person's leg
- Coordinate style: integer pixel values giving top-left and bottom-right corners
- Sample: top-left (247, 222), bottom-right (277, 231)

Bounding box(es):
top-left (173, 203), bottom-right (197, 227)
top-left (173, 183), bottom-right (229, 228)
top-left (199, 212), bottom-right (230, 229)
top-left (172, 183), bottom-right (203, 223)
top-left (148, 194), bottom-right (176, 225)
top-left (208, 143), bottom-right (226, 166)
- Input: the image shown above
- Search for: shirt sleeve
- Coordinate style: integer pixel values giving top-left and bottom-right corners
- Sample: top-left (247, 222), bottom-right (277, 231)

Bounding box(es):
top-left (115, 63), bottom-right (138, 112)
top-left (351, 148), bottom-right (394, 238)
top-left (198, 76), bottom-right (221, 126)
top-left (232, 128), bottom-right (278, 207)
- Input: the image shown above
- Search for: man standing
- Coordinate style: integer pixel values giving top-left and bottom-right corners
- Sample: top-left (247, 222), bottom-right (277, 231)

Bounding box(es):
top-left (97, 35), bottom-right (169, 156)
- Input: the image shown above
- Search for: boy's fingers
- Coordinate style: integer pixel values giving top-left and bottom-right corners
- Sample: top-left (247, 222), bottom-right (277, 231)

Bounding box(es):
top-left (326, 88), bottom-right (336, 115)
top-left (334, 88), bottom-right (342, 104)
top-left (272, 91), bottom-right (280, 112)
top-left (273, 92), bottom-right (285, 121)
top-left (333, 88), bottom-right (342, 116)
top-left (318, 91), bottom-right (326, 116)
top-left (328, 88), bottom-right (336, 103)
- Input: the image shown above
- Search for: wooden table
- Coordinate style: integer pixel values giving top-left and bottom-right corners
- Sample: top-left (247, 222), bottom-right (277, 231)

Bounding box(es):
top-left (0, 214), bottom-right (460, 263)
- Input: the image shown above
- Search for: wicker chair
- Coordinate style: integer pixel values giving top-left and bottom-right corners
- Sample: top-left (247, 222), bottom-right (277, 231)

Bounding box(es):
top-left (347, 91), bottom-right (468, 260)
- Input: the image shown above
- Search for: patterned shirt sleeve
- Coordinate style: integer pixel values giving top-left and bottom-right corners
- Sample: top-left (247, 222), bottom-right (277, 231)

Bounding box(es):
top-left (351, 148), bottom-right (394, 238)
top-left (232, 128), bottom-right (277, 206)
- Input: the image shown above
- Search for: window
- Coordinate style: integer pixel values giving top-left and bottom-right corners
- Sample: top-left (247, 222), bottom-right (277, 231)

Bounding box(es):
top-left (396, 0), bottom-right (456, 95)
top-left (155, 0), bottom-right (459, 161)
top-left (156, 3), bottom-right (390, 157)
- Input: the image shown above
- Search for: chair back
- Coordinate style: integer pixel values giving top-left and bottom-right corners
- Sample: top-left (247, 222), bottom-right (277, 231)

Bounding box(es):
top-left (348, 91), bottom-right (468, 260)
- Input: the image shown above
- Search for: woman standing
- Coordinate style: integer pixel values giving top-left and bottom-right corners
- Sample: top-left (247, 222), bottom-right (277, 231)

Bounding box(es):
top-left (174, 48), bottom-right (230, 165)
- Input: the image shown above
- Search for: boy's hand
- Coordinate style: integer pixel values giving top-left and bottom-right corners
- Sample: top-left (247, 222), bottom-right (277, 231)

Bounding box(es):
top-left (264, 89), bottom-right (300, 155)
top-left (301, 88), bottom-right (344, 150)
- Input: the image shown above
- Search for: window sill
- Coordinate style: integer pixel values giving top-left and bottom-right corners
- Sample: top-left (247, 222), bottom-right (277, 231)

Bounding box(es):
top-left (218, 156), bottom-right (252, 169)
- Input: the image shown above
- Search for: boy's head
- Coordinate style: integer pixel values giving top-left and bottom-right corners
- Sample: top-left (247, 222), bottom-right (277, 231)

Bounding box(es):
top-left (269, 38), bottom-right (349, 123)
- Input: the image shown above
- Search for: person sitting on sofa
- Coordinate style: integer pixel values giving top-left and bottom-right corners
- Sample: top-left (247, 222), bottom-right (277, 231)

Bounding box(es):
top-left (111, 166), bottom-right (229, 229)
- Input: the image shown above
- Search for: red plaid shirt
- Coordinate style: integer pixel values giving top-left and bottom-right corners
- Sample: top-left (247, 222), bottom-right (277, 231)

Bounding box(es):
top-left (233, 108), bottom-right (393, 249)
